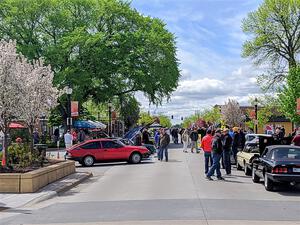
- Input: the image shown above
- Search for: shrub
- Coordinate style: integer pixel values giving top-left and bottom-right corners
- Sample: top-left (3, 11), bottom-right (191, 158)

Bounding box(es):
top-left (7, 143), bottom-right (38, 168)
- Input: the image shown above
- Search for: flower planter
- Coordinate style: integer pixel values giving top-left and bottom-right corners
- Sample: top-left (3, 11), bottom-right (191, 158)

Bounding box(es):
top-left (0, 160), bottom-right (75, 193)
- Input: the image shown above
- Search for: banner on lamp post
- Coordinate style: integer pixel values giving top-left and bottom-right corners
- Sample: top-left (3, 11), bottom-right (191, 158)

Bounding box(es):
top-left (71, 101), bottom-right (79, 117)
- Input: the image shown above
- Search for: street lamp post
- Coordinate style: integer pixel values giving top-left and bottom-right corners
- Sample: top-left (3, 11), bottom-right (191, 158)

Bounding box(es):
top-left (66, 85), bottom-right (73, 131)
top-left (254, 97), bottom-right (258, 134)
top-left (108, 100), bottom-right (112, 137)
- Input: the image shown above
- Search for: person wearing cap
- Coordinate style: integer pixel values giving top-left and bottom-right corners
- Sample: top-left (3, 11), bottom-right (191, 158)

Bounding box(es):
top-left (222, 128), bottom-right (233, 175)
top-left (201, 129), bottom-right (213, 174)
top-left (206, 129), bottom-right (225, 180)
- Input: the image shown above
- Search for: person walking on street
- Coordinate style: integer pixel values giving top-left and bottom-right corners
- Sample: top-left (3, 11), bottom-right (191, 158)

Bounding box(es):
top-left (206, 129), bottom-right (225, 181)
top-left (179, 128), bottom-right (184, 144)
top-left (154, 130), bottom-right (160, 148)
top-left (232, 127), bottom-right (239, 163)
top-left (64, 130), bottom-right (73, 150)
top-left (142, 128), bottom-right (151, 144)
top-left (182, 129), bottom-right (189, 153)
top-left (78, 129), bottom-right (86, 143)
top-left (190, 128), bottom-right (198, 153)
top-left (201, 129), bottom-right (213, 174)
top-left (222, 128), bottom-right (233, 175)
top-left (159, 128), bottom-right (170, 161)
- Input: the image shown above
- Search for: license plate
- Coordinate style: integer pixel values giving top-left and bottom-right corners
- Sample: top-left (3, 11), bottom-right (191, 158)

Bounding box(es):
top-left (293, 168), bottom-right (300, 173)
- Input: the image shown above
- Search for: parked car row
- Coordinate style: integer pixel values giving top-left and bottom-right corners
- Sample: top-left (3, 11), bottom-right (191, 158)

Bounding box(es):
top-left (236, 134), bottom-right (300, 191)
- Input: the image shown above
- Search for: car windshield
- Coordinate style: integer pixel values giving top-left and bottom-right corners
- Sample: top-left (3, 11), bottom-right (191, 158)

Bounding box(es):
top-left (115, 139), bottom-right (125, 147)
top-left (271, 148), bottom-right (300, 160)
top-left (246, 135), bottom-right (256, 142)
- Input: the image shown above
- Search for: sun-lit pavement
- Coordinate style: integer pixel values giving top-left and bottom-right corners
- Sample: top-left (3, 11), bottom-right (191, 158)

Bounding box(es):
top-left (1, 144), bottom-right (300, 225)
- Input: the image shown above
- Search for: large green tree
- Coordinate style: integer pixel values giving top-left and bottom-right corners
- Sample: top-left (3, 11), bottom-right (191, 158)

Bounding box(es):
top-left (0, 0), bottom-right (180, 122)
top-left (242, 0), bottom-right (300, 88)
top-left (279, 66), bottom-right (300, 124)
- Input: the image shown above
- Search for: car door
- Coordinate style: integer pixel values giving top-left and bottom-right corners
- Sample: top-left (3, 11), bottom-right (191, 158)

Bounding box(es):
top-left (257, 147), bottom-right (270, 178)
top-left (80, 141), bottom-right (103, 161)
top-left (101, 140), bottom-right (126, 161)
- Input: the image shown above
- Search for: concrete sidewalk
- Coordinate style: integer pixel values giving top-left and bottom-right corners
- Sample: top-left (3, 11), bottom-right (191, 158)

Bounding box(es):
top-left (0, 171), bottom-right (92, 209)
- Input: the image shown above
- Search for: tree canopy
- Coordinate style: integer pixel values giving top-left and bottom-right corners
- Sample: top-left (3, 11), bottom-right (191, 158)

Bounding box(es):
top-left (279, 66), bottom-right (300, 124)
top-left (242, 0), bottom-right (300, 88)
top-left (0, 0), bottom-right (180, 106)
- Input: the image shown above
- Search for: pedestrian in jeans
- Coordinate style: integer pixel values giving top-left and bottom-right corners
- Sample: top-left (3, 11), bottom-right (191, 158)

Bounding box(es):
top-left (201, 129), bottom-right (213, 174)
top-left (206, 129), bottom-right (225, 181)
top-left (190, 128), bottom-right (198, 153)
top-left (222, 128), bottom-right (233, 175)
top-left (159, 129), bottom-right (170, 162)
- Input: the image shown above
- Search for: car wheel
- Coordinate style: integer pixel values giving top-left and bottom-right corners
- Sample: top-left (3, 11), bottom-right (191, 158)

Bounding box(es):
top-left (83, 156), bottom-right (95, 167)
top-left (252, 167), bottom-right (260, 183)
top-left (130, 152), bottom-right (142, 164)
top-left (264, 173), bottom-right (274, 191)
top-left (236, 160), bottom-right (242, 170)
top-left (244, 163), bottom-right (251, 176)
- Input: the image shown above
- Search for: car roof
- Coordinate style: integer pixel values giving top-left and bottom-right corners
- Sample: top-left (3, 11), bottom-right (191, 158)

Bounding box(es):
top-left (85, 138), bottom-right (114, 142)
top-left (266, 145), bottom-right (300, 150)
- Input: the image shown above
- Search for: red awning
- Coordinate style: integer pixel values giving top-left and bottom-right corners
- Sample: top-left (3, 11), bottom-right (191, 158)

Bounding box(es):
top-left (9, 122), bottom-right (25, 129)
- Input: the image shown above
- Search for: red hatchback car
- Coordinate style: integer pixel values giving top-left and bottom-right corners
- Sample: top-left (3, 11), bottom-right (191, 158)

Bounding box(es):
top-left (66, 138), bottom-right (151, 166)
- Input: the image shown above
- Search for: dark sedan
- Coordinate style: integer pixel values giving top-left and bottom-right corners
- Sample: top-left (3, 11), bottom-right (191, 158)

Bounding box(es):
top-left (252, 145), bottom-right (300, 191)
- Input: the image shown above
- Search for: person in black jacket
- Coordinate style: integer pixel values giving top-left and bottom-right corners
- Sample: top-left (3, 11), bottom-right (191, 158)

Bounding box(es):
top-left (222, 128), bottom-right (233, 175)
top-left (190, 128), bottom-right (199, 153)
top-left (206, 129), bottom-right (225, 180)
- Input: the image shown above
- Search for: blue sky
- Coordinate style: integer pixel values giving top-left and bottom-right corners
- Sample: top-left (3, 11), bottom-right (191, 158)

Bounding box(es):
top-left (132, 0), bottom-right (263, 123)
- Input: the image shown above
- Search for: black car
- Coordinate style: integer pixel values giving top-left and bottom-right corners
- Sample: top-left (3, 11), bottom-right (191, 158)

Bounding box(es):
top-left (252, 145), bottom-right (300, 191)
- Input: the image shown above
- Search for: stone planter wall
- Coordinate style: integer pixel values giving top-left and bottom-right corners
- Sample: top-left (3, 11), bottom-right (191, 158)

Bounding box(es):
top-left (0, 160), bottom-right (75, 193)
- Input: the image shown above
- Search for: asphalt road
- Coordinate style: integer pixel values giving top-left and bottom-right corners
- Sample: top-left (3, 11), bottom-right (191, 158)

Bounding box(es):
top-left (1, 144), bottom-right (300, 225)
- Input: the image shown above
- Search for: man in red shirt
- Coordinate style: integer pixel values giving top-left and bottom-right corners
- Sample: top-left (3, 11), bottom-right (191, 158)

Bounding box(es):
top-left (201, 129), bottom-right (213, 174)
top-left (292, 130), bottom-right (300, 146)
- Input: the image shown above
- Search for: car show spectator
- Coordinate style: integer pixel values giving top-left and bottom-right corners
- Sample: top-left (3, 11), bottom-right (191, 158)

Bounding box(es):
top-left (159, 128), bottom-right (170, 162)
top-left (64, 130), bottom-right (73, 150)
top-left (201, 129), bottom-right (213, 174)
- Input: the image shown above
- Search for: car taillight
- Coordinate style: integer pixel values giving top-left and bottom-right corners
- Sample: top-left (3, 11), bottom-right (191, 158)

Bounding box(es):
top-left (272, 167), bottom-right (288, 174)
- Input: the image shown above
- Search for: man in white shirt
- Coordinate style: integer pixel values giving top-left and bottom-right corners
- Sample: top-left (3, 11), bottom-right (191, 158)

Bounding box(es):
top-left (64, 130), bottom-right (73, 150)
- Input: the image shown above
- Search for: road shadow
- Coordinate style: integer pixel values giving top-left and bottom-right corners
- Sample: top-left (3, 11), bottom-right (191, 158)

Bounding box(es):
top-left (76, 161), bottom-right (155, 168)
top-left (254, 181), bottom-right (300, 195)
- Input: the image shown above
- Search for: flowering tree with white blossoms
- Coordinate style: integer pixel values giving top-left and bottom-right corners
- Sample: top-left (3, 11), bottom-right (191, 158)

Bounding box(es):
top-left (0, 40), bottom-right (28, 166)
top-left (21, 59), bottom-right (59, 150)
top-left (0, 40), bottom-right (58, 167)
top-left (221, 99), bottom-right (244, 127)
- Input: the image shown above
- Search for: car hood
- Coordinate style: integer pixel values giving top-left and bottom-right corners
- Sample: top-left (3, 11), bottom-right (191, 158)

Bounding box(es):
top-left (125, 145), bottom-right (148, 151)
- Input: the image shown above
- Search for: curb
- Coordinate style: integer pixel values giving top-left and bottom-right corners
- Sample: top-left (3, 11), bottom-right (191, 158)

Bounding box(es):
top-left (56, 172), bottom-right (93, 194)
top-left (23, 172), bottom-right (93, 207)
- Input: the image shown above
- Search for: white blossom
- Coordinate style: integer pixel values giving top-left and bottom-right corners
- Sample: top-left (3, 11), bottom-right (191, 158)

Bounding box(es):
top-left (0, 39), bottom-right (59, 165)
top-left (221, 99), bottom-right (244, 127)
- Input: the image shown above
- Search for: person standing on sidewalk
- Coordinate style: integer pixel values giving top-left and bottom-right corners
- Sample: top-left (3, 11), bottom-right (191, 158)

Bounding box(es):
top-left (78, 129), bottom-right (86, 143)
top-left (159, 128), bottom-right (170, 161)
top-left (182, 129), bottom-right (189, 153)
top-left (64, 130), bottom-right (73, 150)
top-left (232, 127), bottom-right (240, 163)
top-left (222, 128), bottom-right (233, 175)
top-left (206, 129), bottom-right (225, 181)
top-left (190, 128), bottom-right (198, 153)
top-left (201, 129), bottom-right (213, 174)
